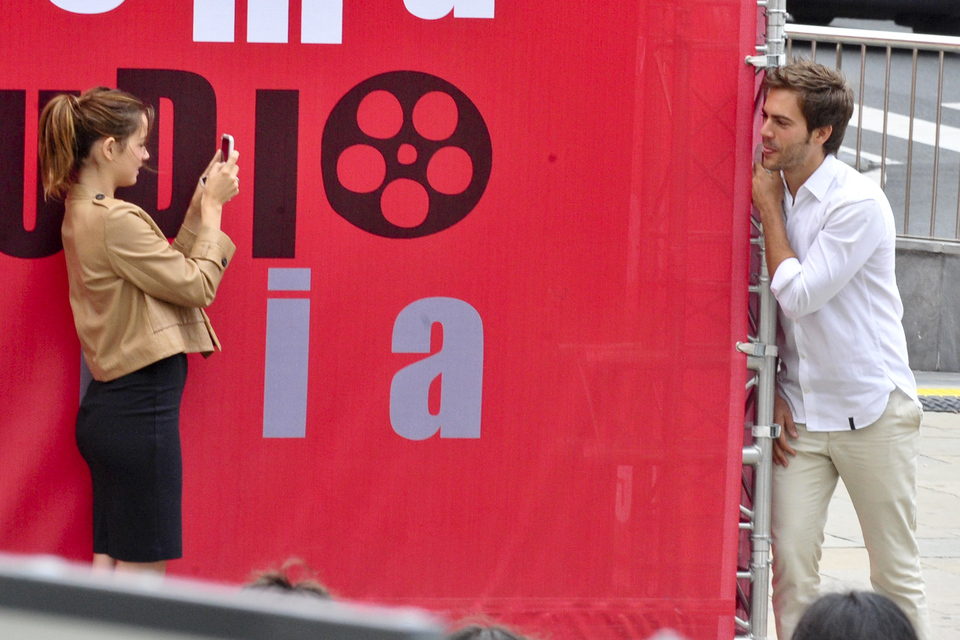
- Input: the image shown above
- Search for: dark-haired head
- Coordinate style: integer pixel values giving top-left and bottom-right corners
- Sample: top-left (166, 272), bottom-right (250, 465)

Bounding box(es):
top-left (763, 59), bottom-right (854, 156)
top-left (244, 558), bottom-right (332, 599)
top-left (446, 624), bottom-right (533, 640)
top-left (792, 591), bottom-right (918, 640)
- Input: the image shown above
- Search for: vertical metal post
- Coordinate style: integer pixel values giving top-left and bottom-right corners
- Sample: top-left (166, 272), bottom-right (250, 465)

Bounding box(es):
top-left (932, 51), bottom-right (945, 237)
top-left (745, 0), bottom-right (786, 69)
top-left (882, 47), bottom-right (892, 194)
top-left (736, 236), bottom-right (779, 640)
top-left (904, 49), bottom-right (919, 232)
top-left (855, 45), bottom-right (866, 173)
top-left (751, 251), bottom-right (779, 640)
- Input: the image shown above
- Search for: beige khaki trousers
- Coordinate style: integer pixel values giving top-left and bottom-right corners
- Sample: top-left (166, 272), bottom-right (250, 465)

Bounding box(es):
top-left (770, 388), bottom-right (929, 640)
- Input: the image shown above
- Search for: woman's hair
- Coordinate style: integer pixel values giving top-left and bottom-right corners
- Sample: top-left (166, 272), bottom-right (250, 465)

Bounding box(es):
top-left (792, 591), bottom-right (918, 640)
top-left (38, 86), bottom-right (154, 200)
top-left (244, 558), bottom-right (332, 599)
top-left (446, 624), bottom-right (533, 640)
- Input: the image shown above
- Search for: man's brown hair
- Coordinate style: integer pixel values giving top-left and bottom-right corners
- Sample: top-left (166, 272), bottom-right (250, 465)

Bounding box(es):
top-left (763, 60), bottom-right (854, 155)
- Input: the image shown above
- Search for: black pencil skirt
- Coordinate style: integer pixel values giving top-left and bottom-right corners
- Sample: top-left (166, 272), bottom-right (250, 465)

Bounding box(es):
top-left (76, 353), bottom-right (187, 562)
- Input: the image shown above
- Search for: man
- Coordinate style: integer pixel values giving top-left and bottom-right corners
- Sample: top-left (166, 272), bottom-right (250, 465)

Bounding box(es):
top-left (751, 60), bottom-right (929, 640)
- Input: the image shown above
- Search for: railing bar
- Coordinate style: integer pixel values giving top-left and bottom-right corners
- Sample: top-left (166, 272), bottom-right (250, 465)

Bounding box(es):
top-left (785, 24), bottom-right (960, 54)
top-left (932, 51), bottom-right (944, 237)
top-left (904, 49), bottom-right (919, 234)
top-left (855, 44), bottom-right (866, 172)
top-left (956, 92), bottom-right (960, 237)
top-left (881, 46), bottom-right (891, 197)
top-left (795, 29), bottom-right (960, 241)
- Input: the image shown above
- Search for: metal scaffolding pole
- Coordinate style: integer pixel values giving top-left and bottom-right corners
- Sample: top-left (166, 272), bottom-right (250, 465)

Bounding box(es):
top-left (736, 231), bottom-right (779, 639)
top-left (737, 1), bottom-right (785, 637)
top-left (746, 0), bottom-right (787, 70)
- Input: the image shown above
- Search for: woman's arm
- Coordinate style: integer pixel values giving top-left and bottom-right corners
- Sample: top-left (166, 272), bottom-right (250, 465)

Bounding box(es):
top-left (104, 202), bottom-right (236, 308)
top-left (177, 150), bottom-right (240, 254)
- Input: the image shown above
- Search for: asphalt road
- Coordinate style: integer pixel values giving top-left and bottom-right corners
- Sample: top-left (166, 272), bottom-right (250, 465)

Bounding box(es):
top-left (789, 18), bottom-right (960, 239)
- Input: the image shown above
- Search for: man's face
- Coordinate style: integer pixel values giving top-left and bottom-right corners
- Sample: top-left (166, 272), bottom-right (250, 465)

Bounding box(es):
top-left (759, 88), bottom-right (816, 172)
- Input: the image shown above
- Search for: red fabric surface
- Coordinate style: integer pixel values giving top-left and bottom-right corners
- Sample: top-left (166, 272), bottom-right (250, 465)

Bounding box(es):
top-left (0, 2), bottom-right (756, 638)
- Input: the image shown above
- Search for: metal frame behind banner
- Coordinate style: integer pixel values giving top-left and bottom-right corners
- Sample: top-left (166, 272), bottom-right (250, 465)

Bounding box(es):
top-left (737, 1), bottom-right (786, 638)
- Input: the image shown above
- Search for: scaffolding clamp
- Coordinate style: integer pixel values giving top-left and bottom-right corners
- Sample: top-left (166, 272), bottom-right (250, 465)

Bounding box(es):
top-left (736, 341), bottom-right (778, 358)
top-left (752, 423), bottom-right (782, 439)
top-left (746, 50), bottom-right (786, 69)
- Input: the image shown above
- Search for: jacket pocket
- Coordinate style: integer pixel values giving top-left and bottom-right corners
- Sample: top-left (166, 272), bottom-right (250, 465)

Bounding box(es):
top-left (143, 294), bottom-right (203, 333)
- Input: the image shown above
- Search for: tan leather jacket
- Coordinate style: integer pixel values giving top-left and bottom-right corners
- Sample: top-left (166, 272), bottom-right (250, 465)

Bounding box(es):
top-left (62, 187), bottom-right (236, 381)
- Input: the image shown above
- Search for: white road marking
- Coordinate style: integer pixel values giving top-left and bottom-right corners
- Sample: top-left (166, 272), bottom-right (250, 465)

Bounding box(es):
top-left (850, 104), bottom-right (960, 153)
top-left (838, 145), bottom-right (902, 165)
top-left (943, 102), bottom-right (960, 111)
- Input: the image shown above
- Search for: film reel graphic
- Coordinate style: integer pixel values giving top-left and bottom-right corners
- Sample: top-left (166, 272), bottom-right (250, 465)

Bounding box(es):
top-left (322, 71), bottom-right (492, 238)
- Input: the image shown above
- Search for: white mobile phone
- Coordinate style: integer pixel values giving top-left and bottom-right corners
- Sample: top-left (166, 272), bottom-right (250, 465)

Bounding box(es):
top-left (221, 133), bottom-right (234, 160)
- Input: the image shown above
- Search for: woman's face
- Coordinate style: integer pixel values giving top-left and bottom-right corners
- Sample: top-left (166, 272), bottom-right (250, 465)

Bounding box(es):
top-left (115, 114), bottom-right (150, 188)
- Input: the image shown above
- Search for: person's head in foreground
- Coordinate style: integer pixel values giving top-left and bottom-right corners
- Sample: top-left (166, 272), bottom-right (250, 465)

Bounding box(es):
top-left (792, 591), bottom-right (918, 640)
top-left (446, 623), bottom-right (533, 640)
top-left (245, 558), bottom-right (331, 599)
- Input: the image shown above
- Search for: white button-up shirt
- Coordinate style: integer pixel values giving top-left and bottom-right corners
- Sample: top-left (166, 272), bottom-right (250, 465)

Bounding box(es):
top-left (770, 154), bottom-right (918, 431)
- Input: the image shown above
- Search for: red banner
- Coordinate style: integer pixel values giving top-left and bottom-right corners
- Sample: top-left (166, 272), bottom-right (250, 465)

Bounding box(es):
top-left (1, 2), bottom-right (756, 638)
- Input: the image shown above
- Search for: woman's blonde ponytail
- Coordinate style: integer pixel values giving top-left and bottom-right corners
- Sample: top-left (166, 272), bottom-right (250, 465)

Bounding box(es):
top-left (37, 88), bottom-right (153, 201)
top-left (38, 94), bottom-right (81, 201)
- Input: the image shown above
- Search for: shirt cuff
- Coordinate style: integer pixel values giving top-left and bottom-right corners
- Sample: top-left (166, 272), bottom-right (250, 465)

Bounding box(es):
top-left (770, 257), bottom-right (802, 297)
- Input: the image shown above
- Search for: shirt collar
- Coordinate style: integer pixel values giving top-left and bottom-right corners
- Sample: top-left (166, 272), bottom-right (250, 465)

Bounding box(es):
top-left (797, 153), bottom-right (840, 202)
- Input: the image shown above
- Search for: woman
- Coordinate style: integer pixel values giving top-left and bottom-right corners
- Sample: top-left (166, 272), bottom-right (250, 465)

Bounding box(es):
top-left (39, 87), bottom-right (239, 573)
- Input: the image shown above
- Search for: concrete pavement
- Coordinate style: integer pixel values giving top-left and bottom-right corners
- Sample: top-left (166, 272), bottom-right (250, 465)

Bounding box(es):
top-left (766, 372), bottom-right (960, 640)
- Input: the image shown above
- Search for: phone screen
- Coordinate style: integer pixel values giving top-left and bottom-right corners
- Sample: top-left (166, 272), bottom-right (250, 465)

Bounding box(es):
top-left (221, 134), bottom-right (234, 160)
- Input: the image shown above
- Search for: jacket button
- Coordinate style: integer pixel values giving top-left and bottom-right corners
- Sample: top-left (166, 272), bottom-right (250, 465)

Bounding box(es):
top-left (221, 257), bottom-right (228, 267)
top-left (95, 193), bottom-right (105, 200)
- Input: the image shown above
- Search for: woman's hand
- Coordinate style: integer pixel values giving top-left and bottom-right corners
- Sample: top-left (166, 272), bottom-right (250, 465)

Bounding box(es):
top-left (187, 151), bottom-right (222, 216)
top-left (202, 149), bottom-right (240, 208)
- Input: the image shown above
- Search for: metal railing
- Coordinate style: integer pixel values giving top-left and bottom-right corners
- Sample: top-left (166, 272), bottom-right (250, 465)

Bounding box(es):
top-left (785, 25), bottom-right (960, 240)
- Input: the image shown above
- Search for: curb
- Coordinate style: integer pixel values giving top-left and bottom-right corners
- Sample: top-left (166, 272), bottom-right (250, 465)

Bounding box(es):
top-left (918, 386), bottom-right (960, 413)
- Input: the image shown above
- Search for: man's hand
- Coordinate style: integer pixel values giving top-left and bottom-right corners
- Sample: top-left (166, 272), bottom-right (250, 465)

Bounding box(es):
top-left (752, 163), bottom-right (796, 278)
top-left (752, 162), bottom-right (784, 224)
top-left (772, 393), bottom-right (799, 467)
